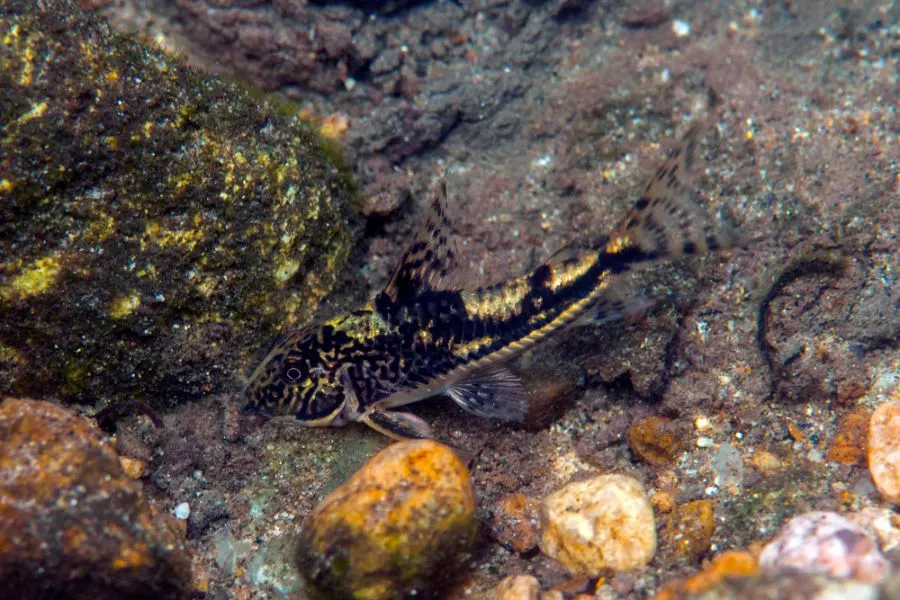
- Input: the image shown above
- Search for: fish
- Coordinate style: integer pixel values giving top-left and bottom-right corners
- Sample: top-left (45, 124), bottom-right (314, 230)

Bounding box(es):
top-left (242, 116), bottom-right (741, 440)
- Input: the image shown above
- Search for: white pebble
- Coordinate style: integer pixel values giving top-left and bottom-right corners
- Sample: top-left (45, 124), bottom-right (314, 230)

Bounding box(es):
top-left (672, 19), bottom-right (691, 38)
top-left (697, 436), bottom-right (715, 448)
top-left (174, 502), bottom-right (191, 520)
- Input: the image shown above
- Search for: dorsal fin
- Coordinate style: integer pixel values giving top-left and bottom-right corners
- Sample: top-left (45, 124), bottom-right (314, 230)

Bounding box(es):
top-left (380, 180), bottom-right (459, 303)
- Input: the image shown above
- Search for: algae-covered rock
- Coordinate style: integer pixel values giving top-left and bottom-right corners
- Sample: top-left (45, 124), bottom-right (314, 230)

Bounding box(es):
top-left (296, 440), bottom-right (478, 599)
top-left (0, 397), bottom-right (192, 599)
top-left (0, 0), bottom-right (358, 406)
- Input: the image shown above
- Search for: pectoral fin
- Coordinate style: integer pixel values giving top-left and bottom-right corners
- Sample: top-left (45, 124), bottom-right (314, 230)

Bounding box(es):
top-left (361, 409), bottom-right (434, 440)
top-left (446, 366), bottom-right (528, 422)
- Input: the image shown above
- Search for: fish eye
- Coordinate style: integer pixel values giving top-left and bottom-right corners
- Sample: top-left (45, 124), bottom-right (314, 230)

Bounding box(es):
top-left (285, 367), bottom-right (303, 382)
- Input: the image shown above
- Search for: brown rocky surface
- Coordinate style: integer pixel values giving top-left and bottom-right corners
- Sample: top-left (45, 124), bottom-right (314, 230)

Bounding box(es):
top-left (0, 397), bottom-right (192, 599)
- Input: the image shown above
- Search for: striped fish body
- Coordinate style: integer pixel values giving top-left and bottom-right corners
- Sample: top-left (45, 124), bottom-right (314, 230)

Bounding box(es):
top-left (243, 118), bottom-right (740, 440)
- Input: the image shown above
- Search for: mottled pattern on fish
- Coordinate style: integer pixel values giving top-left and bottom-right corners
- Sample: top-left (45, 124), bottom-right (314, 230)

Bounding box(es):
top-left (243, 117), bottom-right (740, 440)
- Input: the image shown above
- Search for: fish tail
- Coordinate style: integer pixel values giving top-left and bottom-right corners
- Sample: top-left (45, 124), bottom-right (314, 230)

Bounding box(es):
top-left (600, 116), bottom-right (741, 267)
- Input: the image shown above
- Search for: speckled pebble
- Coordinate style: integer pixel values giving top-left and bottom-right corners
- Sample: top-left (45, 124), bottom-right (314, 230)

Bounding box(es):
top-left (539, 474), bottom-right (656, 575)
top-left (759, 511), bottom-right (889, 584)
top-left (868, 401), bottom-right (900, 503)
top-left (296, 440), bottom-right (477, 599)
top-left (662, 500), bottom-right (715, 561)
top-left (627, 416), bottom-right (683, 466)
top-left (490, 492), bottom-right (541, 553)
top-left (492, 574), bottom-right (540, 600)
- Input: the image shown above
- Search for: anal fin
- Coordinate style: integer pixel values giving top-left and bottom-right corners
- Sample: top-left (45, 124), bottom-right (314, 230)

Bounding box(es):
top-left (446, 366), bottom-right (528, 422)
top-left (361, 409), bottom-right (434, 440)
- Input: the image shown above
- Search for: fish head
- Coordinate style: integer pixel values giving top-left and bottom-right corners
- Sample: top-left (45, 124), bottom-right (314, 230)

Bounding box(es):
top-left (242, 325), bottom-right (350, 425)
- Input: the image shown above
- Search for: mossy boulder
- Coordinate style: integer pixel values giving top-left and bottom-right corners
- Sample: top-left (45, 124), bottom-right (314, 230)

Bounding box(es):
top-left (0, 0), bottom-right (358, 406)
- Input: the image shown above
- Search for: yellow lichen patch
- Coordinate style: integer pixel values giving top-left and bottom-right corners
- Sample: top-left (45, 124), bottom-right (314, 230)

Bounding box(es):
top-left (195, 277), bottom-right (218, 298)
top-left (0, 255), bottom-right (62, 301)
top-left (141, 221), bottom-right (204, 251)
top-left (85, 212), bottom-right (116, 242)
top-left (16, 101), bottom-right (47, 125)
top-left (0, 179), bottom-right (13, 193)
top-left (0, 343), bottom-right (25, 367)
top-left (103, 135), bottom-right (119, 151)
top-left (109, 292), bottom-right (141, 319)
top-left (273, 257), bottom-right (300, 283)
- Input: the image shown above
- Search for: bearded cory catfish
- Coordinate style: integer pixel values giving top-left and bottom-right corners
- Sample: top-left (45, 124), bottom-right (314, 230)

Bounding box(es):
top-left (244, 118), bottom-right (740, 440)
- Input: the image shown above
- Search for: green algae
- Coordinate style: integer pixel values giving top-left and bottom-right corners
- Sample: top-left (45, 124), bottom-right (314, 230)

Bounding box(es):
top-left (0, 0), bottom-right (359, 407)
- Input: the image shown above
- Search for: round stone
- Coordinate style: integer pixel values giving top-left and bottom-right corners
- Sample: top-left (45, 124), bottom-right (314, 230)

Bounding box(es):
top-left (868, 401), bottom-right (900, 503)
top-left (759, 511), bottom-right (889, 584)
top-left (491, 574), bottom-right (540, 600)
top-left (296, 439), bottom-right (477, 599)
top-left (539, 474), bottom-right (657, 574)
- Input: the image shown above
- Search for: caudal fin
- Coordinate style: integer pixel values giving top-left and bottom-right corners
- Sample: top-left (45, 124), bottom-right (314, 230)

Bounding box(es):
top-left (602, 117), bottom-right (741, 263)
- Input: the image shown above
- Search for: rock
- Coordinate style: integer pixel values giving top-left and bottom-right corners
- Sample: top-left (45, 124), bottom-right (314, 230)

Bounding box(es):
top-left (489, 492), bottom-right (541, 554)
top-left (0, 0), bottom-right (357, 407)
top-left (868, 401), bottom-right (900, 503)
top-left (0, 398), bottom-right (191, 599)
top-left (655, 550), bottom-right (758, 599)
top-left (492, 574), bottom-right (541, 600)
top-left (119, 455), bottom-right (146, 479)
top-left (661, 500), bottom-right (715, 561)
top-left (759, 511), bottom-right (889, 584)
top-left (539, 474), bottom-right (656, 575)
top-left (296, 440), bottom-right (477, 599)
top-left (658, 570), bottom-right (879, 600)
top-left (627, 416), bottom-right (684, 466)
top-left (826, 407), bottom-right (871, 465)
top-left (711, 443), bottom-right (744, 492)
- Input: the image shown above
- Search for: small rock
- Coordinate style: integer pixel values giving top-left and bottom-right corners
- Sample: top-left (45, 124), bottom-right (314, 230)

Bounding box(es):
top-left (656, 550), bottom-right (758, 598)
top-left (851, 507), bottom-right (900, 554)
top-left (627, 416), bottom-right (683, 466)
top-left (750, 449), bottom-right (783, 475)
top-left (868, 401), bottom-right (900, 503)
top-left (662, 500), bottom-right (715, 561)
top-left (119, 455), bottom-right (146, 479)
top-left (492, 574), bottom-right (540, 600)
top-left (539, 474), bottom-right (656, 575)
top-left (296, 440), bottom-right (477, 599)
top-left (759, 511), bottom-right (889, 584)
top-left (173, 502), bottom-right (191, 520)
top-left (490, 492), bottom-right (541, 553)
top-left (827, 407), bottom-right (871, 465)
top-left (711, 443), bottom-right (744, 492)
top-left (0, 398), bottom-right (191, 599)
